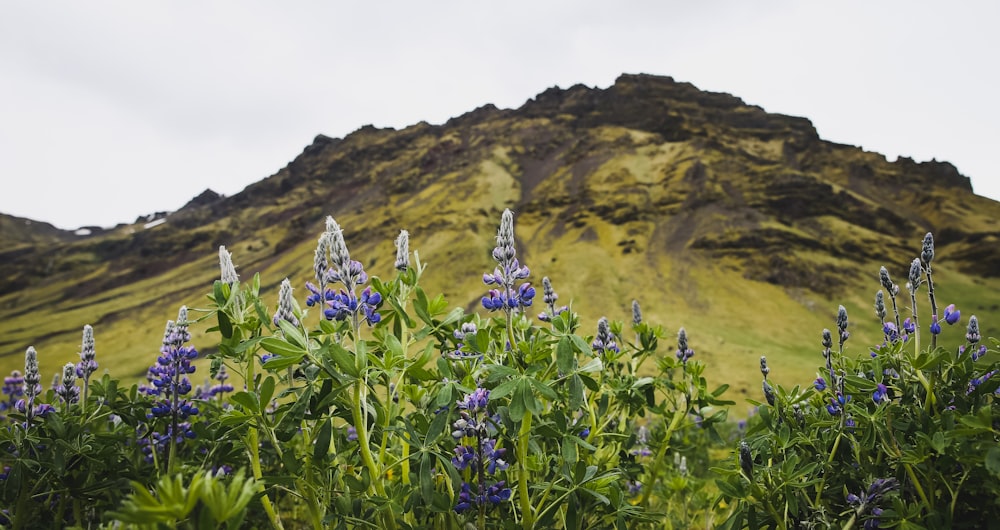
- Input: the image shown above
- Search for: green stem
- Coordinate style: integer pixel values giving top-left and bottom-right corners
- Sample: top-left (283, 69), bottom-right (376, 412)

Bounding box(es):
top-left (639, 406), bottom-right (686, 506)
top-left (518, 410), bottom-right (534, 529)
top-left (245, 357), bottom-right (284, 530)
top-left (352, 380), bottom-right (398, 530)
top-left (813, 428), bottom-right (843, 505)
top-left (904, 462), bottom-right (932, 509)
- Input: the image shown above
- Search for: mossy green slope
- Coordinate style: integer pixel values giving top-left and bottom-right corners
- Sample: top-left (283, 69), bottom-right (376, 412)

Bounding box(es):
top-left (2, 73), bottom-right (998, 397)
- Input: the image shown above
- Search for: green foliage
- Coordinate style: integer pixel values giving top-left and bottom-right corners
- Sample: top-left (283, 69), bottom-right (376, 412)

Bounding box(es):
top-left (1, 220), bottom-right (997, 530)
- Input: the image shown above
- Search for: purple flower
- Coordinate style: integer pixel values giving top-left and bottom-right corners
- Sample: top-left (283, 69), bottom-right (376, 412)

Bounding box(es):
top-left (902, 317), bottom-right (915, 334)
top-left (579, 427), bottom-right (590, 439)
top-left (944, 304), bottom-right (961, 325)
top-left (676, 328), bottom-right (694, 364)
top-left (592, 317), bottom-right (620, 355)
top-left (882, 322), bottom-right (899, 343)
top-left (346, 425), bottom-right (358, 442)
top-left (873, 383), bottom-right (889, 404)
top-left (76, 325), bottom-right (98, 381)
top-left (814, 377), bottom-right (827, 391)
top-left (481, 209), bottom-right (534, 312)
top-left (967, 315), bottom-right (981, 344)
top-left (272, 278), bottom-right (300, 328)
top-left (929, 315), bottom-right (941, 336)
top-left (972, 345), bottom-right (988, 362)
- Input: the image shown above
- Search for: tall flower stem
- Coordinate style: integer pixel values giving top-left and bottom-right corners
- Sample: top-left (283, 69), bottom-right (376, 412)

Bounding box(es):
top-left (245, 356), bottom-right (284, 530)
top-left (518, 411), bottom-right (534, 529)
top-left (640, 406), bottom-right (686, 506)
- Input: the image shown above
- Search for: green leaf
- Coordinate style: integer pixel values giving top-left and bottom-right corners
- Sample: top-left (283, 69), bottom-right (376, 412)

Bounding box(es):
top-left (217, 310), bottom-right (233, 339)
top-left (230, 391), bottom-right (259, 413)
top-left (569, 334), bottom-right (593, 357)
top-left (262, 355), bottom-right (303, 371)
top-left (578, 358), bottom-right (604, 373)
top-left (259, 337), bottom-right (307, 358)
top-left (426, 406), bottom-right (450, 443)
top-left (986, 447), bottom-right (1000, 478)
top-left (259, 376), bottom-right (276, 408)
top-left (556, 336), bottom-right (574, 374)
top-left (278, 320), bottom-right (307, 349)
top-left (562, 437), bottom-right (578, 463)
top-left (329, 343), bottom-right (359, 377)
top-left (568, 374), bottom-right (584, 411)
top-left (490, 378), bottom-right (519, 401)
top-left (414, 288), bottom-right (432, 325)
top-left (313, 419), bottom-right (333, 463)
top-left (508, 385), bottom-right (527, 422)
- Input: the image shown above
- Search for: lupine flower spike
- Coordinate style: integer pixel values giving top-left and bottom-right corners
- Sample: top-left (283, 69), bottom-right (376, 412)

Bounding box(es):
top-left (676, 327), bottom-right (694, 365)
top-left (760, 356), bottom-right (775, 406)
top-left (219, 245), bottom-right (239, 285)
top-left (394, 229), bottom-right (410, 271)
top-left (56, 363), bottom-right (79, 409)
top-left (76, 324), bottom-right (98, 410)
top-left (538, 277), bottom-right (567, 322)
top-left (451, 387), bottom-right (511, 516)
top-left (20, 347), bottom-right (42, 424)
top-left (273, 278), bottom-right (300, 328)
top-left (592, 317), bottom-right (619, 356)
top-left (306, 218), bottom-right (382, 328)
top-left (482, 209), bottom-right (535, 315)
top-left (921, 233), bottom-right (940, 348)
top-left (879, 266), bottom-right (901, 330)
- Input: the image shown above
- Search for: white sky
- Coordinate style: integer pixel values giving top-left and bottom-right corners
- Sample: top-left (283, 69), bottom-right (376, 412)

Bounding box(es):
top-left (1, 1), bottom-right (997, 230)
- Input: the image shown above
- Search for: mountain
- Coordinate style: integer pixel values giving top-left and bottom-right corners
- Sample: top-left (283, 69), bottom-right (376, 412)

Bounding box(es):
top-left (2, 73), bottom-right (999, 397)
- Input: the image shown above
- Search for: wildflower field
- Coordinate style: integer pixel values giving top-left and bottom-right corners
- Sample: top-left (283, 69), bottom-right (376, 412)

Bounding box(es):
top-left (1, 210), bottom-right (998, 529)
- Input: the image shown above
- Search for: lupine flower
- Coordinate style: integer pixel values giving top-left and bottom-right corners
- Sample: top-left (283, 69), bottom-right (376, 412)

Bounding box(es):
top-left (967, 315), bottom-right (980, 344)
top-left (537, 277), bottom-right (568, 322)
top-left (273, 278), bottom-right (300, 328)
top-left (739, 441), bottom-right (753, 477)
top-left (592, 317), bottom-right (619, 354)
top-left (837, 305), bottom-right (850, 345)
top-left (394, 230), bottom-right (410, 271)
top-left (921, 232), bottom-right (935, 265)
top-left (626, 480), bottom-right (642, 496)
top-left (219, 245), bottom-right (240, 285)
top-left (631, 425), bottom-right (652, 456)
top-left (482, 209), bottom-right (535, 312)
top-left (18, 347), bottom-right (42, 423)
top-left (902, 317), bottom-right (915, 335)
top-left (972, 345), bottom-right (987, 362)
top-left (967, 370), bottom-right (997, 394)
top-left (814, 377), bottom-right (827, 391)
top-left (879, 266), bottom-right (898, 296)
top-left (907, 258), bottom-right (922, 293)
top-left (346, 425), bottom-right (358, 442)
top-left (0, 371), bottom-right (24, 421)
top-left (56, 363), bottom-right (79, 406)
top-left (452, 387), bottom-right (510, 513)
top-left (313, 234), bottom-right (329, 288)
top-left (76, 324), bottom-right (98, 380)
top-left (872, 383), bottom-right (889, 404)
top-left (759, 356), bottom-right (770, 378)
top-left (676, 327), bottom-right (695, 364)
top-left (579, 427), bottom-right (590, 439)
top-left (929, 315), bottom-right (941, 335)
top-left (143, 307), bottom-right (200, 457)
top-left (632, 300), bottom-right (642, 326)
top-left (762, 380), bottom-right (776, 407)
top-left (874, 290), bottom-right (886, 321)
top-left (793, 403), bottom-right (805, 426)
top-left (209, 364), bottom-right (234, 398)
top-left (944, 304), bottom-right (961, 325)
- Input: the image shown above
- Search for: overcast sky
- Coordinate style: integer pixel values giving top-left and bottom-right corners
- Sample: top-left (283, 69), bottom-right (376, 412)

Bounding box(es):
top-left (1, 1), bottom-right (997, 230)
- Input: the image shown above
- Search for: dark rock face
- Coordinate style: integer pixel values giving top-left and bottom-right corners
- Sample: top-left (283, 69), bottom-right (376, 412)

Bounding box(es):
top-left (0, 72), bottom-right (994, 301)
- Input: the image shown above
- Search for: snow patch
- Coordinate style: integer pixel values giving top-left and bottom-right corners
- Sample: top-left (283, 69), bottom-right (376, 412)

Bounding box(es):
top-left (74, 228), bottom-right (92, 236)
top-left (144, 218), bottom-right (167, 229)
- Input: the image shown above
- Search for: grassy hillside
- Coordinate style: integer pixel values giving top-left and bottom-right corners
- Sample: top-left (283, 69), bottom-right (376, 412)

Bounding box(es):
top-left (2, 74), bottom-right (999, 399)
